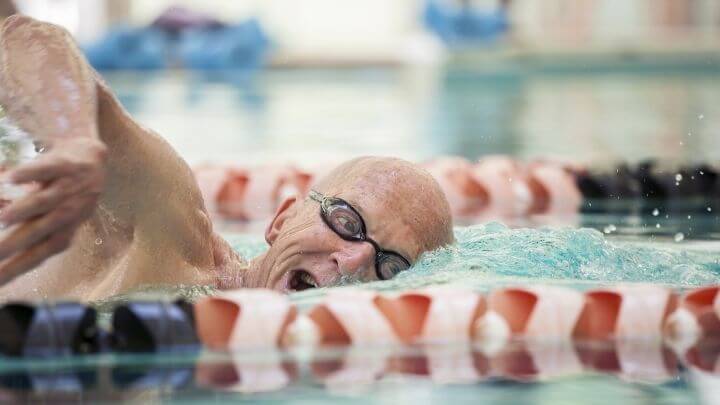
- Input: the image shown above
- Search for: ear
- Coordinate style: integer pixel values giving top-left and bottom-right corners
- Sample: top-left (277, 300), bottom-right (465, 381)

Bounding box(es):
top-left (265, 195), bottom-right (298, 246)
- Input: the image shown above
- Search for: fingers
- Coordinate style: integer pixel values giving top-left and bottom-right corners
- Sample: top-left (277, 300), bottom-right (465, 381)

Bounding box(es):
top-left (4, 153), bottom-right (75, 184)
top-left (3, 138), bottom-right (107, 186)
top-left (0, 179), bottom-right (73, 225)
top-left (0, 230), bottom-right (74, 286)
top-left (0, 195), bottom-right (93, 260)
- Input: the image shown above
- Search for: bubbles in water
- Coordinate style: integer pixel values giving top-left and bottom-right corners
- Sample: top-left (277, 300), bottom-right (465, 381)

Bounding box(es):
top-left (656, 223), bottom-right (661, 228)
top-left (675, 174), bottom-right (683, 182)
top-left (698, 114), bottom-right (704, 120)
top-left (94, 238), bottom-right (103, 245)
top-left (652, 208), bottom-right (659, 217)
top-left (603, 224), bottom-right (616, 234)
top-left (687, 215), bottom-right (692, 220)
top-left (674, 233), bottom-right (685, 242)
top-left (367, 222), bottom-right (720, 293)
top-left (708, 207), bottom-right (713, 212)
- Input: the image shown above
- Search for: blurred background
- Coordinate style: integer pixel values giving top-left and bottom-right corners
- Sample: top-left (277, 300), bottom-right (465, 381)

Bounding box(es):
top-left (7, 0), bottom-right (720, 166)
top-left (10, 0), bottom-right (720, 168)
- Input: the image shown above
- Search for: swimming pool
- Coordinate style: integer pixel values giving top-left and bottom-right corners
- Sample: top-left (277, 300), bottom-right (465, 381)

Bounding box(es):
top-left (107, 64), bottom-right (720, 169)
top-left (1, 61), bottom-right (719, 403)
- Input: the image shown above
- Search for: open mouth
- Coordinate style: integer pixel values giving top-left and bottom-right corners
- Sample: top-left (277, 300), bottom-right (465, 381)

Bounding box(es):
top-left (288, 269), bottom-right (319, 292)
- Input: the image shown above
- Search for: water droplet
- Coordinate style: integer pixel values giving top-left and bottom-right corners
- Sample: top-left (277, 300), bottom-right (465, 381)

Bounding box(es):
top-left (675, 174), bottom-right (683, 182)
top-left (652, 208), bottom-right (659, 216)
top-left (698, 114), bottom-right (704, 120)
top-left (674, 233), bottom-right (685, 242)
top-left (700, 171), bottom-right (705, 175)
top-left (708, 207), bottom-right (713, 212)
top-left (656, 223), bottom-right (661, 228)
top-left (679, 141), bottom-right (684, 146)
top-left (603, 224), bottom-right (617, 234)
top-left (37, 147), bottom-right (46, 153)
top-left (688, 132), bottom-right (692, 137)
top-left (94, 238), bottom-right (103, 245)
top-left (687, 215), bottom-right (692, 220)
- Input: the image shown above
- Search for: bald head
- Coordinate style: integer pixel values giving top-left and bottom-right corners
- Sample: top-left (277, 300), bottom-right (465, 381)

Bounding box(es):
top-left (314, 156), bottom-right (454, 255)
top-left (256, 156), bottom-right (455, 290)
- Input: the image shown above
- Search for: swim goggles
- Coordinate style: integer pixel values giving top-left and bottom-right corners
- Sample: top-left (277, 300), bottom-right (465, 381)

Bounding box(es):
top-left (308, 190), bottom-right (411, 280)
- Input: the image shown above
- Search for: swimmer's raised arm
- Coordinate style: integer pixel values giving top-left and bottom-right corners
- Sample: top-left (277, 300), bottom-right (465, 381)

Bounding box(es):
top-left (0, 15), bottom-right (107, 284)
top-left (0, 16), bottom-right (222, 294)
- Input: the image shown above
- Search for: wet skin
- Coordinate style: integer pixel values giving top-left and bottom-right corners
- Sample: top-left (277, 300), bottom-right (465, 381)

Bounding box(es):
top-left (0, 16), bottom-right (453, 301)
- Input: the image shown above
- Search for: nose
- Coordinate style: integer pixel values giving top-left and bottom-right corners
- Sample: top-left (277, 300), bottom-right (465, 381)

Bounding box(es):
top-left (329, 240), bottom-right (376, 281)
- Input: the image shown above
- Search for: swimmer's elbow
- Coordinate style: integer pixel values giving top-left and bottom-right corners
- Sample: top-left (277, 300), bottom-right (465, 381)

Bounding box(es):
top-left (0, 14), bottom-right (28, 36)
top-left (1, 15), bottom-right (68, 43)
top-left (0, 15), bottom-right (78, 68)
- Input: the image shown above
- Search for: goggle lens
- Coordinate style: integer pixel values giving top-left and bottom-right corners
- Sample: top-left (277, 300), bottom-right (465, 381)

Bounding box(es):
top-left (324, 201), bottom-right (364, 239)
top-left (376, 254), bottom-right (410, 280)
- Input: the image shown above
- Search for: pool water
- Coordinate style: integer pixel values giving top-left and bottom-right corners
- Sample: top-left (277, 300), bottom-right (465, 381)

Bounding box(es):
top-left (37, 223), bottom-right (713, 404)
top-left (0, 340), bottom-right (712, 404)
top-left (2, 62), bottom-right (720, 403)
top-left (106, 65), bottom-right (720, 167)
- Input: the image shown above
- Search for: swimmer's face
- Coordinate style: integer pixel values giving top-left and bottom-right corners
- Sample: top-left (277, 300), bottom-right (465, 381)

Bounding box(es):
top-left (245, 157), bottom-right (454, 292)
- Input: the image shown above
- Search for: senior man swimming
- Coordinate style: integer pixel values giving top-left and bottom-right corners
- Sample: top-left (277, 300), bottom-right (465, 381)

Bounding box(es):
top-left (0, 16), bottom-right (454, 301)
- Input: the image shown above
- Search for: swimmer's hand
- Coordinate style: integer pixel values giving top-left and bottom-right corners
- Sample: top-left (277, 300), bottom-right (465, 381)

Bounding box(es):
top-left (0, 137), bottom-right (107, 284)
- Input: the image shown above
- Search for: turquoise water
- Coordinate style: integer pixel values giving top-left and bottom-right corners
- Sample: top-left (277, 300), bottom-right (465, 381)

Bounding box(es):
top-left (225, 222), bottom-right (720, 310)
